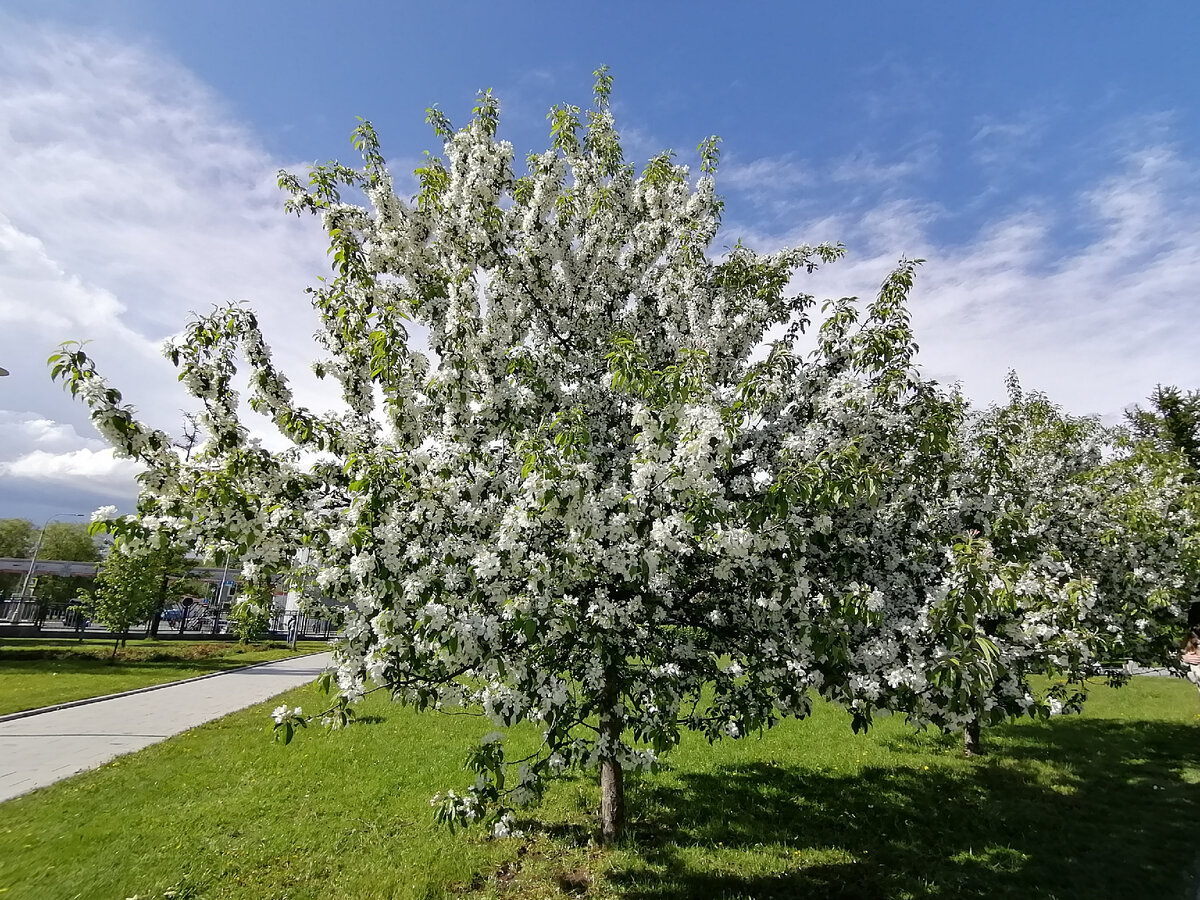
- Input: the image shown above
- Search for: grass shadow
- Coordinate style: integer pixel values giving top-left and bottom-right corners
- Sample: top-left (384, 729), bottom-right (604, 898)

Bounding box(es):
top-left (0, 657), bottom-right (267, 676)
top-left (607, 718), bottom-right (1200, 899)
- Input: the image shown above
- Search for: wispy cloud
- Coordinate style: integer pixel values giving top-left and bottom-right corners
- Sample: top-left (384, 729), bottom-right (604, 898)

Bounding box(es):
top-left (970, 111), bottom-right (1049, 171)
top-left (715, 154), bottom-right (813, 214)
top-left (830, 137), bottom-right (938, 187)
top-left (1, 13), bottom-right (1197, 521)
top-left (716, 136), bottom-right (939, 223)
top-left (723, 136), bottom-right (1200, 419)
top-left (852, 55), bottom-right (944, 125)
top-left (720, 155), bottom-right (812, 192)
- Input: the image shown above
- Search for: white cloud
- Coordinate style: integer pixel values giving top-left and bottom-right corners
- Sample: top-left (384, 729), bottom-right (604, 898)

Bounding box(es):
top-left (970, 111), bottom-right (1048, 171)
top-left (724, 137), bottom-right (1200, 420)
top-left (830, 137), bottom-right (938, 187)
top-left (1, 13), bottom-right (1197, 521)
top-left (0, 411), bottom-right (106, 454)
top-left (852, 56), bottom-right (943, 125)
top-left (715, 138), bottom-right (939, 226)
top-left (0, 448), bottom-right (142, 499)
top-left (0, 15), bottom-right (337, 517)
top-left (720, 155), bottom-right (811, 192)
top-left (0, 408), bottom-right (145, 509)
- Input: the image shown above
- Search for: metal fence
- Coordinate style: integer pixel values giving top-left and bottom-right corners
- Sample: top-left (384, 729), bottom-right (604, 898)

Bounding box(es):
top-left (268, 610), bottom-right (339, 642)
top-left (0, 594), bottom-right (337, 640)
top-left (0, 598), bottom-right (81, 629)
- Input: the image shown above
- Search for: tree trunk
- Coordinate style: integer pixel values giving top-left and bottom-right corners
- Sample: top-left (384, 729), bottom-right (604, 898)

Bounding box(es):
top-left (149, 573), bottom-right (169, 638)
top-left (598, 663), bottom-right (624, 844)
top-left (600, 757), bottom-right (625, 845)
top-left (963, 720), bottom-right (982, 757)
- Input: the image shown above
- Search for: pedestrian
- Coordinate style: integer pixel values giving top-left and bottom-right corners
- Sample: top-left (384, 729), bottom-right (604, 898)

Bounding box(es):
top-left (1181, 629), bottom-right (1200, 696)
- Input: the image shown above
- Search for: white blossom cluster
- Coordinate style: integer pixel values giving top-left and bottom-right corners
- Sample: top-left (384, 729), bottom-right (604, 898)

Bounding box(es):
top-left (53, 73), bottom-right (1199, 830)
top-left (271, 705), bottom-right (302, 725)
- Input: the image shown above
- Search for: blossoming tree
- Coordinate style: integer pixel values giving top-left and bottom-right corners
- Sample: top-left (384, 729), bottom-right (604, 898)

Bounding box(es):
top-left (88, 539), bottom-right (198, 654)
top-left (886, 378), bottom-right (1199, 754)
top-left (55, 72), bottom-right (968, 840)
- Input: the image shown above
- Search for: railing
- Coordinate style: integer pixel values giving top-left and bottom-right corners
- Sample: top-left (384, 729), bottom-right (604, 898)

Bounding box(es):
top-left (268, 611), bottom-right (338, 641)
top-left (0, 596), bottom-right (337, 640)
top-left (0, 599), bottom-right (80, 628)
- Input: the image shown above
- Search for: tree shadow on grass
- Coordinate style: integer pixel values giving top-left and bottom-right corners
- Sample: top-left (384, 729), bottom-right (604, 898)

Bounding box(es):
top-left (0, 657), bottom-right (263, 676)
top-left (609, 719), bottom-right (1200, 900)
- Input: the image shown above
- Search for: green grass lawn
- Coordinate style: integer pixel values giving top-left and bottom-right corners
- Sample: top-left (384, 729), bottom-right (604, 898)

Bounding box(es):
top-left (0, 676), bottom-right (1197, 899)
top-left (0, 639), bottom-right (329, 716)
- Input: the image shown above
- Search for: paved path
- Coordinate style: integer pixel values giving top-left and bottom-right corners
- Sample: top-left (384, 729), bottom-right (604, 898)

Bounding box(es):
top-left (0, 652), bottom-right (332, 803)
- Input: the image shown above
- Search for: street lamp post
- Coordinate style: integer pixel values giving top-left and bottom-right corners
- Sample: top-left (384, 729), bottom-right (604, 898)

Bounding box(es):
top-left (212, 551), bottom-right (232, 635)
top-left (20, 513), bottom-right (86, 598)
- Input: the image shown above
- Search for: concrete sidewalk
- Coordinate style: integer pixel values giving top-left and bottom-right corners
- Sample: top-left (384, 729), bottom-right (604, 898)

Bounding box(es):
top-left (0, 651), bottom-right (332, 803)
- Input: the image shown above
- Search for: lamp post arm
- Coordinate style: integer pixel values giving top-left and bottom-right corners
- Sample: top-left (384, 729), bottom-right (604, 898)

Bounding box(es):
top-left (19, 513), bottom-right (87, 598)
top-left (19, 531), bottom-right (46, 598)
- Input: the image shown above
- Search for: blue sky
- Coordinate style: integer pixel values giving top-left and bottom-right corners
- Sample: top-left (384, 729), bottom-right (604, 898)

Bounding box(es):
top-left (1, 1), bottom-right (1199, 522)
